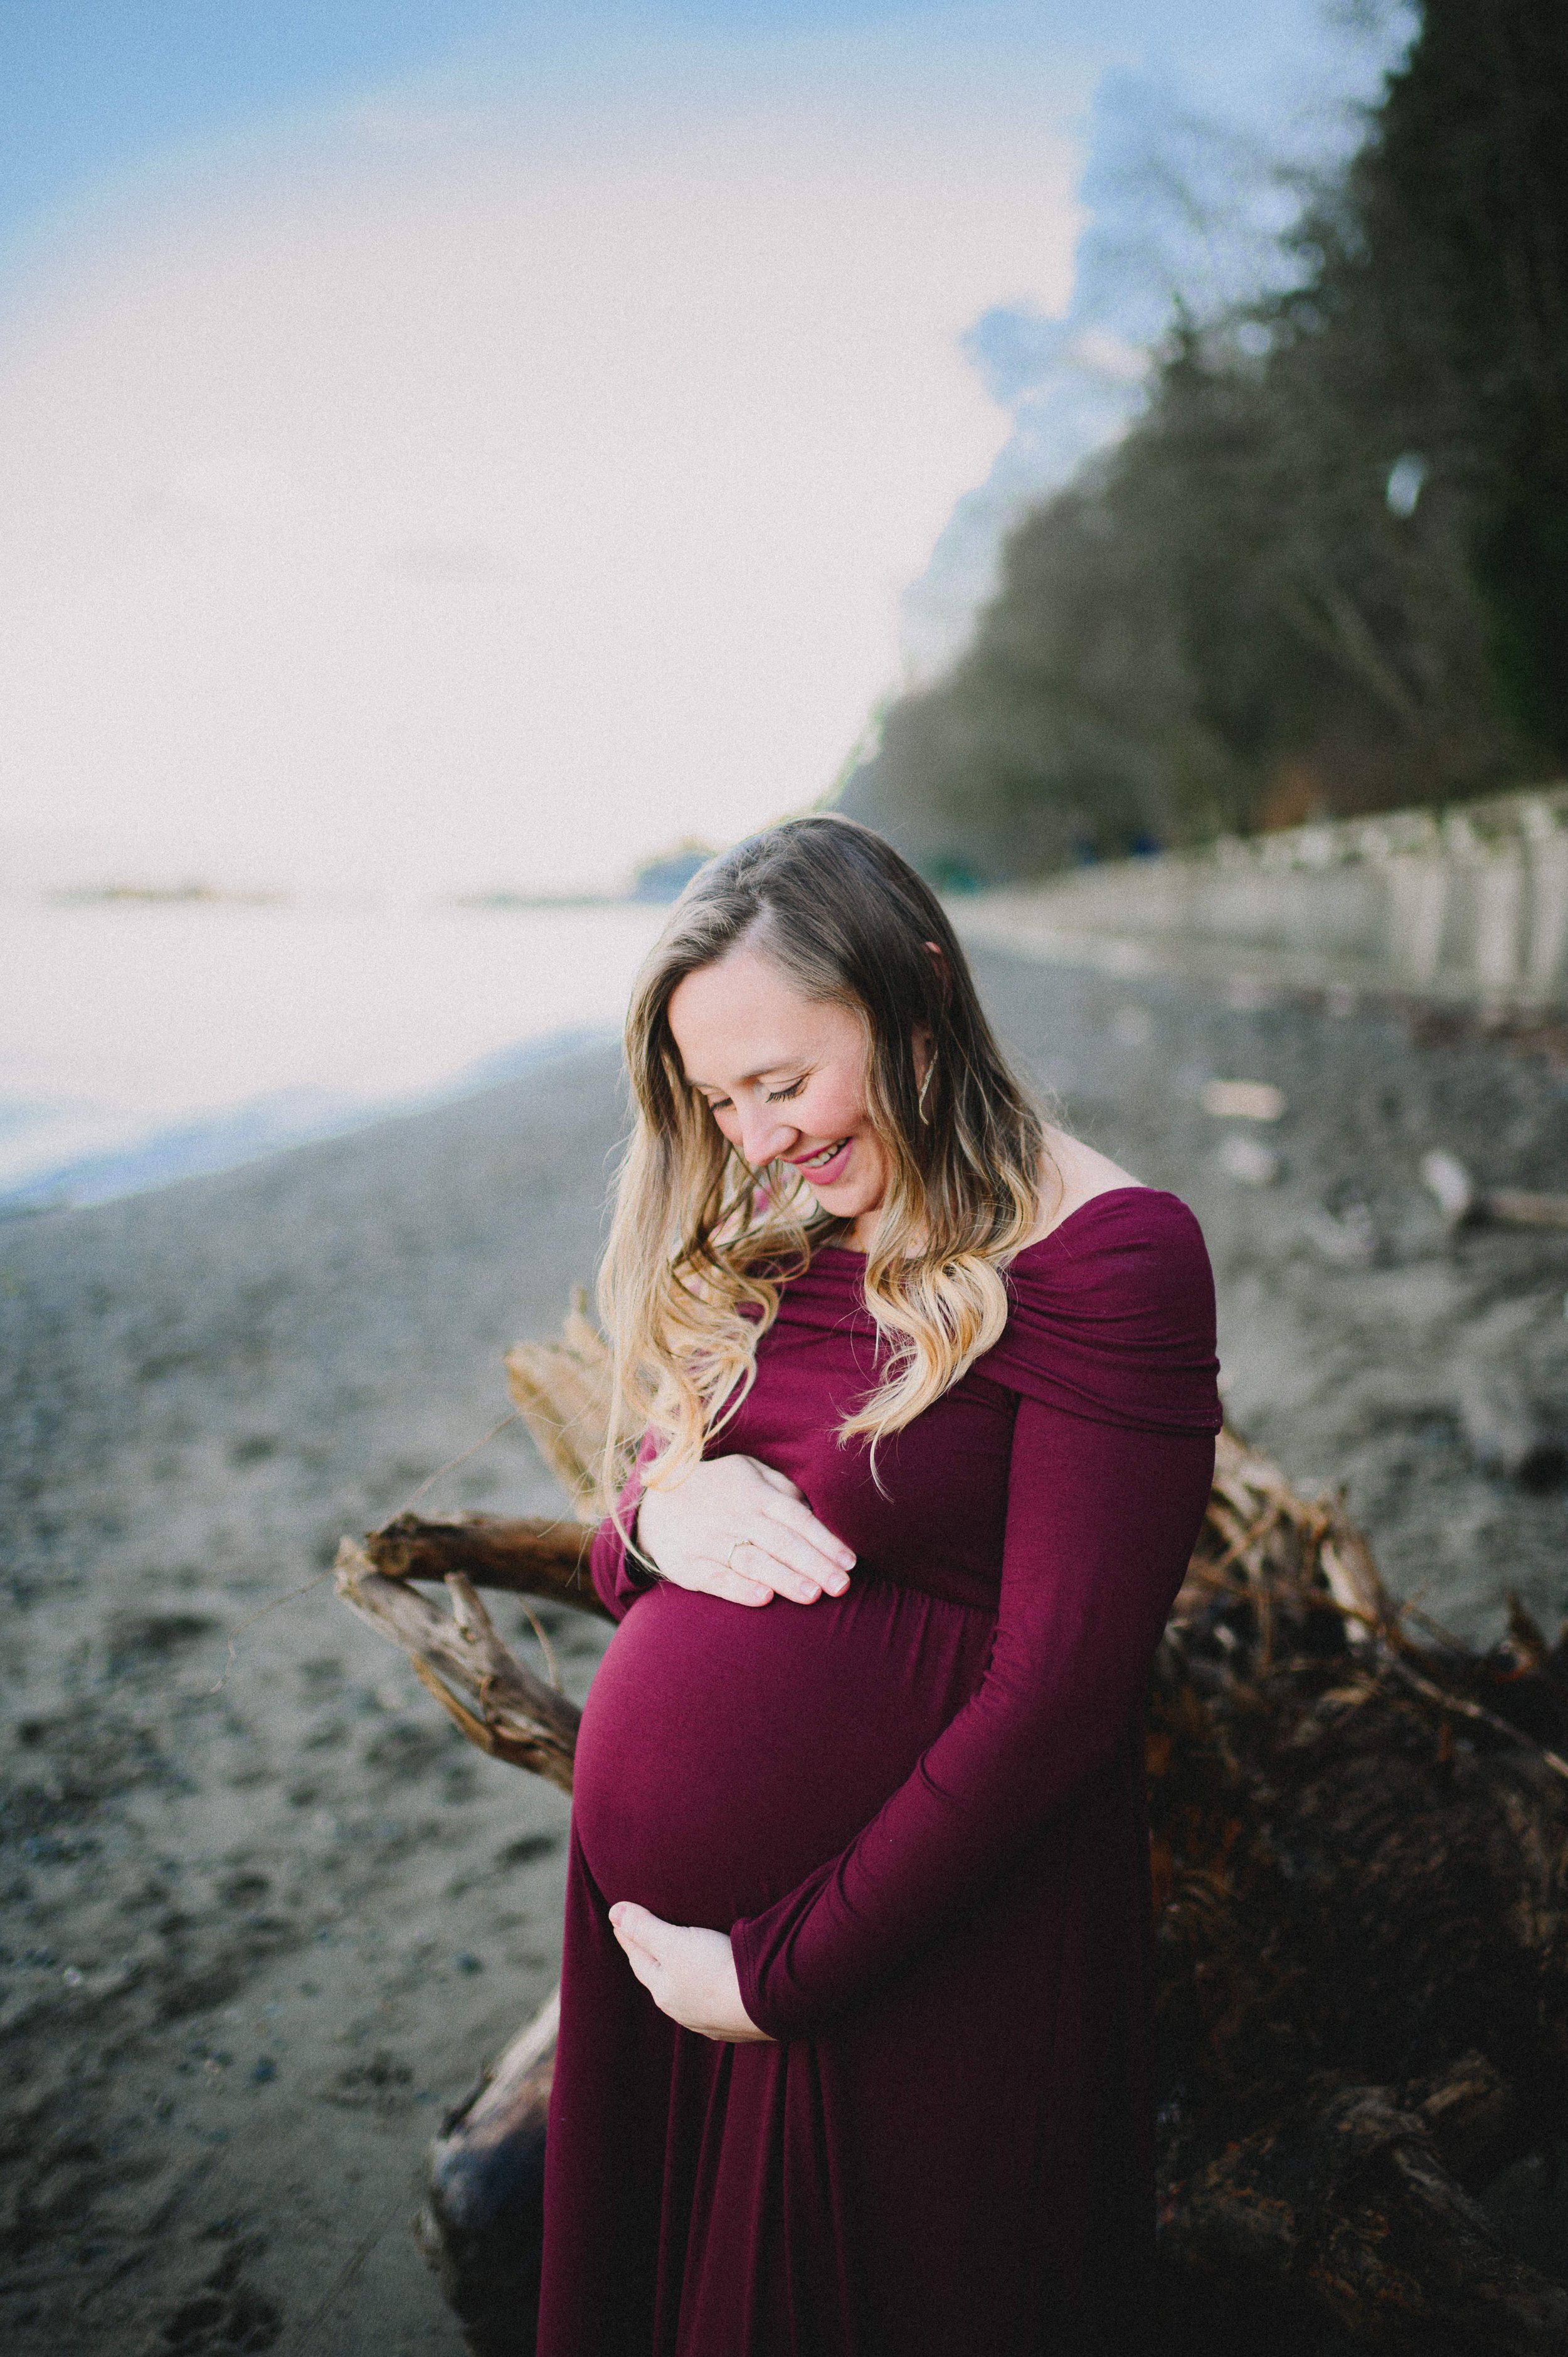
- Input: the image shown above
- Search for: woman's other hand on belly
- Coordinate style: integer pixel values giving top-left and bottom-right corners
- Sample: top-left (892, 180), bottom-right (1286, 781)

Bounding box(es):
top-left (609, 1903), bottom-right (774, 2041)
top-left (635, 1452), bottom-right (854, 1608)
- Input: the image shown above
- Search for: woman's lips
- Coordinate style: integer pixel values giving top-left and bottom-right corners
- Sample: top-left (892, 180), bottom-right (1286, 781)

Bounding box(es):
top-left (790, 1137), bottom-right (851, 1186)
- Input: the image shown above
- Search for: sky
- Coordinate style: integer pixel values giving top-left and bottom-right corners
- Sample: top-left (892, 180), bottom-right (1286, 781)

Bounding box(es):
top-left (0, 1), bottom-right (1409, 898)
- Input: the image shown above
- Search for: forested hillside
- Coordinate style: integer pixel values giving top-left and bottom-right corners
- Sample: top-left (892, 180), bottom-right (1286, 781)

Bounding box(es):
top-left (842, 0), bottom-right (1568, 885)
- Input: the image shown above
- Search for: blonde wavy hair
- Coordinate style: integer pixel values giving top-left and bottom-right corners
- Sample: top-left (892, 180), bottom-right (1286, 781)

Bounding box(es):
top-left (598, 815), bottom-right (1049, 1503)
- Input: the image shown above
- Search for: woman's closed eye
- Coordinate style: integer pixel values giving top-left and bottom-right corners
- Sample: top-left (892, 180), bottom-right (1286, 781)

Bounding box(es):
top-left (702, 1078), bottom-right (807, 1112)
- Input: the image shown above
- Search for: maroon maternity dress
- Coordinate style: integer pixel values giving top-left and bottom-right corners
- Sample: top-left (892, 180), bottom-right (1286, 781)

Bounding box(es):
top-left (538, 1188), bottom-right (1221, 2356)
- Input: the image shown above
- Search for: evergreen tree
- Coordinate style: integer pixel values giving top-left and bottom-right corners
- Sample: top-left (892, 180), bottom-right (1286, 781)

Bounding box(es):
top-left (843, 0), bottom-right (1568, 881)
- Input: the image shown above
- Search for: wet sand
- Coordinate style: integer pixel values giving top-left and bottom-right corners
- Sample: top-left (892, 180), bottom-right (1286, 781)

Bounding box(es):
top-left (3, 956), bottom-right (1566, 2353)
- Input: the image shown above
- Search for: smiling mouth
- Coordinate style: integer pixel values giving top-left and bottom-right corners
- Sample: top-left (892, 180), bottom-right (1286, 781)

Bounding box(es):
top-left (791, 1137), bottom-right (850, 1174)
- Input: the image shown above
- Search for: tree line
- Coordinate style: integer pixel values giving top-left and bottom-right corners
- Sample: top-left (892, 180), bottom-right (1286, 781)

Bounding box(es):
top-left (841, 0), bottom-right (1568, 885)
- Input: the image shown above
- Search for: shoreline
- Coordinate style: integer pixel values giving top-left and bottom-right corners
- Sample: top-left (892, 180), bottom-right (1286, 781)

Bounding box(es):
top-left (0, 1021), bottom-right (620, 1219)
top-left (0, 896), bottom-right (669, 1215)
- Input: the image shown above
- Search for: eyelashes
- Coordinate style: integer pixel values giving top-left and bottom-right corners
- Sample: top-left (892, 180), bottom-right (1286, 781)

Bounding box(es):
top-left (702, 1077), bottom-right (807, 1112)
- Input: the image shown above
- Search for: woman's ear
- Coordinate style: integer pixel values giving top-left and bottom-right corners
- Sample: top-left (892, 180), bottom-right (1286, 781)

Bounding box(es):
top-left (913, 1024), bottom-right (937, 1120)
top-left (916, 944), bottom-right (945, 1096)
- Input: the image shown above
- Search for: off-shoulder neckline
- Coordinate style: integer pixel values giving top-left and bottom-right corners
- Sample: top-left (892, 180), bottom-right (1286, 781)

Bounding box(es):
top-left (813, 1183), bottom-right (1161, 1269)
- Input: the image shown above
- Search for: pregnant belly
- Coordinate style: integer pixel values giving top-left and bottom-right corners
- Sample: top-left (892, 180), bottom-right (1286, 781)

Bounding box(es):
top-left (573, 1575), bottom-right (993, 1930)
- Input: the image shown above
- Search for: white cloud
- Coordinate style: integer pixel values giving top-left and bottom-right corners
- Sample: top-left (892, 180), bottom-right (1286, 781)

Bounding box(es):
top-left (0, 48), bottom-right (1083, 895)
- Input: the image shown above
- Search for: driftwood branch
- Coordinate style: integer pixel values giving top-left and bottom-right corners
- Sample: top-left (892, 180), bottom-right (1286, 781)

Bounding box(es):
top-left (333, 1542), bottom-right (582, 1792)
top-left (331, 1299), bottom-right (622, 1790)
top-left (1481, 1187), bottom-right (1568, 1232)
top-left (1421, 1152), bottom-right (1568, 1236)
top-left (363, 1512), bottom-right (613, 1620)
top-left (502, 1289), bottom-right (615, 1516)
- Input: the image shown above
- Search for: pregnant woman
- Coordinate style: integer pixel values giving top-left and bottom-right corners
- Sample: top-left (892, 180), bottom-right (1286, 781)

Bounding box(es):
top-left (537, 816), bottom-right (1221, 2356)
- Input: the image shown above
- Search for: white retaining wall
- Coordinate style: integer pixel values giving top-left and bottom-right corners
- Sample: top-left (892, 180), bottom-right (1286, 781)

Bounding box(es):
top-left (960, 785), bottom-right (1568, 1007)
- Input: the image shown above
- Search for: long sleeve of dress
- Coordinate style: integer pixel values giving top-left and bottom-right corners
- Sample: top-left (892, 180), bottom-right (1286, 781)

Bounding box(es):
top-left (730, 1269), bottom-right (1216, 2042)
top-left (588, 1445), bottom-right (659, 1622)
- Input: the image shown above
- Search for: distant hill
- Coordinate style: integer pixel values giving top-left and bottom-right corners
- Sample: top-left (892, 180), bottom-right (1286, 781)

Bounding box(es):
top-left (628, 843), bottom-right (718, 903)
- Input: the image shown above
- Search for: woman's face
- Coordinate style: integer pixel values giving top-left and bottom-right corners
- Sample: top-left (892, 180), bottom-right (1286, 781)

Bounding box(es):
top-left (667, 944), bottom-right (894, 1241)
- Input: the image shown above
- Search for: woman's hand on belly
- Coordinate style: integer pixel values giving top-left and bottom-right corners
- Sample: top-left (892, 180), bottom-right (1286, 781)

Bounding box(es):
top-left (608, 1903), bottom-right (773, 2042)
top-left (635, 1451), bottom-right (854, 1609)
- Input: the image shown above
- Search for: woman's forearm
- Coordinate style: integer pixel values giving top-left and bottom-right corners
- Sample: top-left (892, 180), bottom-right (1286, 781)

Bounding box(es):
top-left (731, 1405), bottom-right (1215, 2040)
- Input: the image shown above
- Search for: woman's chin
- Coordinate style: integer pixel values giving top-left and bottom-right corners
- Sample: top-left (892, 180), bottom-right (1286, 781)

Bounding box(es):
top-left (806, 1182), bottom-right (877, 1228)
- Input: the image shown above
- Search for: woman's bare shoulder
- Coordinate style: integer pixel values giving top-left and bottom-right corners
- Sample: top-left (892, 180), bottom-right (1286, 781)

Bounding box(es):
top-left (1025, 1127), bottom-right (1146, 1247)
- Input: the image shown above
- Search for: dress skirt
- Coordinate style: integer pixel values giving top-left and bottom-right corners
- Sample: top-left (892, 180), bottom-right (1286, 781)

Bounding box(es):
top-left (538, 1573), bottom-right (1158, 2356)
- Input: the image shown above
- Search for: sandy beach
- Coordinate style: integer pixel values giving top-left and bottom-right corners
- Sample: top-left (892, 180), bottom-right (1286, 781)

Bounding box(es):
top-left (4, 950), bottom-right (1567, 2354)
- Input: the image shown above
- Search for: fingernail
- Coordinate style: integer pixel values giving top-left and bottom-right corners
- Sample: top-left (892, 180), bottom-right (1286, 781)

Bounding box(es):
top-left (826, 1575), bottom-right (849, 1595)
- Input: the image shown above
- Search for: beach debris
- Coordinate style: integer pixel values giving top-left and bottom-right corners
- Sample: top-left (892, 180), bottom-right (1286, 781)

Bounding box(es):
top-left (334, 1290), bottom-right (619, 1784)
top-left (502, 1289), bottom-right (613, 1517)
top-left (1152, 1432), bottom-right (1568, 2349)
top-left (1216, 1134), bottom-right (1280, 1186)
top-left (413, 1989), bottom-right (558, 2357)
top-left (1455, 1366), bottom-right (1567, 1491)
top-left (356, 1509), bottom-right (608, 1614)
top-left (1421, 1151), bottom-right (1568, 1234)
top-left (333, 1531), bottom-right (591, 1792)
top-left (1421, 1148), bottom-right (1476, 1226)
top-left (1301, 1200), bottom-right (1378, 1266)
top-left (1158, 2068), bottom-right (1567, 2353)
top-left (1201, 1078), bottom-right (1287, 1121)
top-left (1223, 976), bottom-right (1276, 1012)
top-left (344, 1302), bottom-right (1568, 2354)
top-left (1486, 1187), bottom-right (1568, 1232)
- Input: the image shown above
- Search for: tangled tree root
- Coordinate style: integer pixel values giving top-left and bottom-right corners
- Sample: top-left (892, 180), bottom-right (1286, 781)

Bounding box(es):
top-left (339, 1310), bottom-right (1568, 2354)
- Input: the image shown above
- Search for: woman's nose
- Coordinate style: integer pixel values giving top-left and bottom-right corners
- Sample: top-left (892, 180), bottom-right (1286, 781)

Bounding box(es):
top-left (736, 1107), bottom-right (798, 1168)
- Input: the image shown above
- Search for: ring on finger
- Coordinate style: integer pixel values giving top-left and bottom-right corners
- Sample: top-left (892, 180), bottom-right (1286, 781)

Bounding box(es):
top-left (726, 1536), bottom-right (753, 1573)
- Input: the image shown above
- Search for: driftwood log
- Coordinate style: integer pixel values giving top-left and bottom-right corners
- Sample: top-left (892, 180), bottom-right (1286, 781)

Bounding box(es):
top-left (412, 1991), bottom-right (559, 2354)
top-left (337, 1308), bottom-right (1568, 2356)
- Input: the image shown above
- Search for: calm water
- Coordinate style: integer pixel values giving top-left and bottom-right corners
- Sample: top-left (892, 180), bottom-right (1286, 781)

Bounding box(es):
top-left (0, 897), bottom-right (668, 1209)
